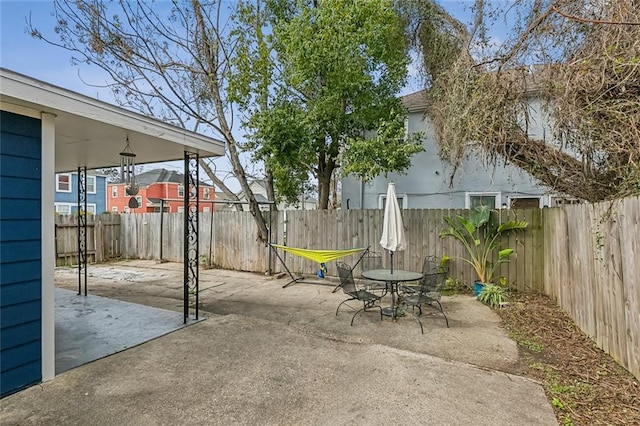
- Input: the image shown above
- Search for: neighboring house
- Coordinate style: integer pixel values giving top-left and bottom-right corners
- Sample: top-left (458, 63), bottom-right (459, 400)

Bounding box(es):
top-left (54, 171), bottom-right (107, 215)
top-left (1, 69), bottom-right (223, 397)
top-left (220, 179), bottom-right (317, 211)
top-left (342, 82), bottom-right (579, 210)
top-left (107, 168), bottom-right (215, 213)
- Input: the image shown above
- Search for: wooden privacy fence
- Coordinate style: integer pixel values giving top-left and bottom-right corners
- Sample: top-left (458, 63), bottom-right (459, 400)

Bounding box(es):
top-left (543, 196), bottom-right (640, 379)
top-left (116, 208), bottom-right (543, 291)
top-left (119, 211), bottom-right (271, 273)
top-left (272, 208), bottom-right (543, 292)
top-left (54, 214), bottom-right (121, 266)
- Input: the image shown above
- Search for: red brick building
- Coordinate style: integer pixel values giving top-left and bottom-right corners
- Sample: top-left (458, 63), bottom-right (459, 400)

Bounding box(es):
top-left (108, 169), bottom-right (215, 213)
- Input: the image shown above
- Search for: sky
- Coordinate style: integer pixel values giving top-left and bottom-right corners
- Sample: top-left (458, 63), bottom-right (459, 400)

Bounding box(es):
top-left (0, 0), bottom-right (482, 193)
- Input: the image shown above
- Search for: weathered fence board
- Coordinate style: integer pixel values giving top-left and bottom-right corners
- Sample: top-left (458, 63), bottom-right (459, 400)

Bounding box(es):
top-left (54, 214), bottom-right (120, 266)
top-left (543, 197), bottom-right (640, 379)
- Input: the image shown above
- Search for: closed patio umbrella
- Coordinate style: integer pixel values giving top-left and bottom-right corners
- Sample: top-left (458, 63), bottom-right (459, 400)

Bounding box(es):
top-left (379, 182), bottom-right (406, 273)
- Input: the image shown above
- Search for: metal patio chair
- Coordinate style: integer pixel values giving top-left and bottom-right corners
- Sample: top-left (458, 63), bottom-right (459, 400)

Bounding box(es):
top-left (401, 271), bottom-right (449, 333)
top-left (335, 261), bottom-right (383, 326)
top-left (358, 250), bottom-right (388, 295)
top-left (400, 255), bottom-right (444, 295)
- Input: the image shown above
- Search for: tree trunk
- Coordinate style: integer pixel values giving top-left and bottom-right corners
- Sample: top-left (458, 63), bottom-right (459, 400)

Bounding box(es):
top-left (265, 168), bottom-right (277, 211)
top-left (193, 0), bottom-right (269, 241)
top-left (317, 159), bottom-right (335, 210)
top-left (199, 159), bottom-right (244, 212)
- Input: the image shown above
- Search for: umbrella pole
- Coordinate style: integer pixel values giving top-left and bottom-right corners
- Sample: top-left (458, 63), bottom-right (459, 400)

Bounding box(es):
top-left (390, 250), bottom-right (395, 319)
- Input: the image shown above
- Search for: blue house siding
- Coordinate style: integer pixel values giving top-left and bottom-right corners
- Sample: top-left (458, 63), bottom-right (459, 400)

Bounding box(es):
top-left (54, 173), bottom-right (107, 214)
top-left (0, 110), bottom-right (43, 397)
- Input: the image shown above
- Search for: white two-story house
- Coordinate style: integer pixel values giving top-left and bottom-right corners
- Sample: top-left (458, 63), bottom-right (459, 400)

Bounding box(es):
top-left (342, 83), bottom-right (575, 210)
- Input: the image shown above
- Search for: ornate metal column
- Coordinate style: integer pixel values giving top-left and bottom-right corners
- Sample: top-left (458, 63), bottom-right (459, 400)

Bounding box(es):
top-left (77, 166), bottom-right (88, 296)
top-left (183, 151), bottom-right (200, 323)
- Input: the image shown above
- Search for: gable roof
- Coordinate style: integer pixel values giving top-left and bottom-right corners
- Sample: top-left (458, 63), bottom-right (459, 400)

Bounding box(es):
top-left (401, 65), bottom-right (551, 113)
top-left (402, 89), bottom-right (429, 113)
top-left (130, 168), bottom-right (212, 187)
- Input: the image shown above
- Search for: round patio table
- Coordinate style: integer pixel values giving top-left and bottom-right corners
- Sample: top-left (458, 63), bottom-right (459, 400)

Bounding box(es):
top-left (361, 269), bottom-right (423, 319)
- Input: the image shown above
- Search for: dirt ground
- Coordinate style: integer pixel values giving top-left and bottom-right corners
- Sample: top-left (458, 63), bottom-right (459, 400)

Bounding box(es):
top-left (497, 292), bottom-right (640, 425)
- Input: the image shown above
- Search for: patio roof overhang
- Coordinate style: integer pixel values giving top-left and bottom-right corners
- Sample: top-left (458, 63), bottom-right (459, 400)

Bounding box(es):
top-left (0, 68), bottom-right (225, 172)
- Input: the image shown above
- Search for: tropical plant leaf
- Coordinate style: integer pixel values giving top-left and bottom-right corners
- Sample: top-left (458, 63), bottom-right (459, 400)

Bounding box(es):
top-left (498, 248), bottom-right (514, 260)
top-left (470, 205), bottom-right (490, 227)
top-left (440, 206), bottom-right (529, 285)
top-left (497, 221), bottom-right (528, 233)
top-left (456, 215), bottom-right (475, 235)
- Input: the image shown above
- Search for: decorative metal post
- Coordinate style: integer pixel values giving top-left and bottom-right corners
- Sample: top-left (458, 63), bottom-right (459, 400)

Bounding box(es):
top-left (159, 199), bottom-right (165, 261)
top-left (77, 166), bottom-right (88, 296)
top-left (183, 151), bottom-right (200, 323)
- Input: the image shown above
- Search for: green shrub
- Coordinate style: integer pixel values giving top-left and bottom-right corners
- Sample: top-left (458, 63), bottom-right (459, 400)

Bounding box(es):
top-left (477, 284), bottom-right (507, 308)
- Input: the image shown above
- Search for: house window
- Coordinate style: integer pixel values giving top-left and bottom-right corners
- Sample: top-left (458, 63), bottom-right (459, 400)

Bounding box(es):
top-left (177, 206), bottom-right (185, 213)
top-left (57, 203), bottom-right (96, 215)
top-left (55, 203), bottom-right (72, 215)
top-left (124, 206), bottom-right (130, 213)
top-left (112, 186), bottom-right (118, 197)
top-left (466, 192), bottom-right (501, 209)
top-left (509, 197), bottom-right (541, 209)
top-left (203, 206), bottom-right (211, 212)
top-left (135, 196), bottom-right (143, 207)
top-left (203, 187), bottom-right (210, 200)
top-left (551, 197), bottom-right (583, 207)
top-left (178, 185), bottom-right (185, 197)
top-left (378, 194), bottom-right (408, 209)
top-left (56, 174), bottom-right (71, 192)
top-left (111, 206), bottom-right (118, 213)
top-left (86, 176), bottom-right (96, 194)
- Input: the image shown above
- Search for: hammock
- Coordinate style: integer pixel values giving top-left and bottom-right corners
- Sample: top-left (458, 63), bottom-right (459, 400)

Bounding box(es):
top-left (270, 244), bottom-right (368, 288)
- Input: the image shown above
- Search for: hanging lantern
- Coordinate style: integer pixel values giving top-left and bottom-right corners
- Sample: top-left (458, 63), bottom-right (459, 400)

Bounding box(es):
top-left (119, 137), bottom-right (136, 187)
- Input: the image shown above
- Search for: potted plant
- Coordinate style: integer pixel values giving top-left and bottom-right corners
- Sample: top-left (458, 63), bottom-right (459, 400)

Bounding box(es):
top-left (438, 205), bottom-right (528, 296)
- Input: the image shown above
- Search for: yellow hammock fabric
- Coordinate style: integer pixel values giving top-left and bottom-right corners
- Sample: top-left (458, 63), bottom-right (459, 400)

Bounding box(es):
top-left (270, 244), bottom-right (367, 264)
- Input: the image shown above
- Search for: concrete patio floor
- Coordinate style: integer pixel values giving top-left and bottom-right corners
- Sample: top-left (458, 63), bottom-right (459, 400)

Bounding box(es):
top-left (55, 288), bottom-right (188, 374)
top-left (0, 260), bottom-right (557, 425)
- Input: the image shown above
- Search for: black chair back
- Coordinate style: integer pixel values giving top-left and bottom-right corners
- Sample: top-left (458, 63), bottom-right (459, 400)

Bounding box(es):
top-left (336, 262), bottom-right (357, 294)
top-left (421, 272), bottom-right (446, 299)
top-left (360, 251), bottom-right (382, 276)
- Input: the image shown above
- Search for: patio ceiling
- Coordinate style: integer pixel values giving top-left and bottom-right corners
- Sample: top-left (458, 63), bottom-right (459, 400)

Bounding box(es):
top-left (0, 68), bottom-right (225, 172)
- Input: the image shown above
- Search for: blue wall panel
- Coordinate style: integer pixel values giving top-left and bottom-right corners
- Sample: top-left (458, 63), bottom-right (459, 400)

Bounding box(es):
top-left (1, 219), bottom-right (40, 241)
top-left (0, 176), bottom-right (41, 199)
top-left (1, 340), bottom-right (42, 372)
top-left (0, 260), bottom-right (41, 284)
top-left (1, 280), bottom-right (41, 306)
top-left (0, 110), bottom-right (43, 397)
top-left (0, 362), bottom-right (42, 397)
top-left (0, 321), bottom-right (41, 349)
top-left (0, 241), bottom-right (41, 263)
top-left (0, 199), bottom-right (41, 220)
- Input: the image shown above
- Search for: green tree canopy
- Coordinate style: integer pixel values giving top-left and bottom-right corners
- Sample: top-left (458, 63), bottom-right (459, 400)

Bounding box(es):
top-left (243, 0), bottom-right (423, 208)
